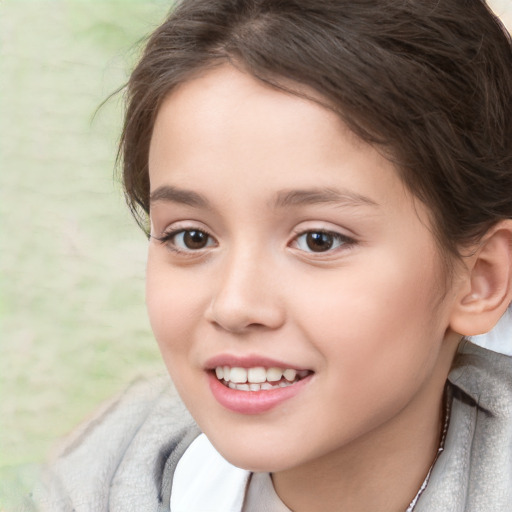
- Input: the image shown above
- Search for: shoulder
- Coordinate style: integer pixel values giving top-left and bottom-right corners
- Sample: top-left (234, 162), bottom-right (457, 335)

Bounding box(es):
top-left (417, 341), bottom-right (512, 511)
top-left (34, 376), bottom-right (200, 512)
top-left (449, 339), bottom-right (512, 417)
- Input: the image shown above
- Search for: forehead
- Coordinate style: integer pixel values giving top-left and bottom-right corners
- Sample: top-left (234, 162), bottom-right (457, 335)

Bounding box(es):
top-left (149, 65), bottom-right (404, 201)
top-left (150, 66), bottom-right (352, 166)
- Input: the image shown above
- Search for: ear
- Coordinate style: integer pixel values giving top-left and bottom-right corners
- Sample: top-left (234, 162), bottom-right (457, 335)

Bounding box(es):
top-left (449, 220), bottom-right (512, 337)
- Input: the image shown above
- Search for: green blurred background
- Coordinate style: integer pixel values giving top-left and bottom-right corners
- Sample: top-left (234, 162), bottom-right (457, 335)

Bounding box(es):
top-left (0, 1), bottom-right (170, 508)
top-left (0, 0), bottom-right (511, 509)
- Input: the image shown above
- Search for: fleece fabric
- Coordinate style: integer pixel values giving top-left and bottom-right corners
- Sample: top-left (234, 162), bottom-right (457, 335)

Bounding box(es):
top-left (34, 340), bottom-right (512, 511)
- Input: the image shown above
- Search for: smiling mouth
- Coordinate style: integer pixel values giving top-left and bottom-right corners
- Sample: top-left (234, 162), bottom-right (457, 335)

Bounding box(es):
top-left (213, 366), bottom-right (312, 392)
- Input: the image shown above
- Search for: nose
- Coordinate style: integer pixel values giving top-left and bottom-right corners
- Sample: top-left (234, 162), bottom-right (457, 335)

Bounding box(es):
top-left (205, 250), bottom-right (286, 333)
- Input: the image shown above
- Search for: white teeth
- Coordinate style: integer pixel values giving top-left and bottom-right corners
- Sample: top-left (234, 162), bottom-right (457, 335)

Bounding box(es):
top-left (283, 369), bottom-right (296, 382)
top-left (215, 365), bottom-right (309, 390)
top-left (248, 367), bottom-right (267, 383)
top-left (229, 367), bottom-right (248, 383)
top-left (266, 367), bottom-right (283, 382)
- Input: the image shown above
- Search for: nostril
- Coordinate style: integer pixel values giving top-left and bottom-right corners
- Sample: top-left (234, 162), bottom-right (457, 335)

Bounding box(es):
top-left (205, 295), bottom-right (285, 333)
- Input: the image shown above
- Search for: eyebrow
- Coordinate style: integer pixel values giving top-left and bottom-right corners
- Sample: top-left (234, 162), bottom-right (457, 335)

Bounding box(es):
top-left (149, 185), bottom-right (378, 210)
top-left (150, 185), bottom-right (211, 209)
top-left (271, 188), bottom-right (379, 209)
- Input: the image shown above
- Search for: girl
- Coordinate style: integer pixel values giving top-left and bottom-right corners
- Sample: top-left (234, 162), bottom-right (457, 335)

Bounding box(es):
top-left (36, 0), bottom-right (512, 511)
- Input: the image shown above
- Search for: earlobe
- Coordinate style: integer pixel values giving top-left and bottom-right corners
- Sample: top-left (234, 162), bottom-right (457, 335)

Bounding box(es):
top-left (450, 220), bottom-right (512, 337)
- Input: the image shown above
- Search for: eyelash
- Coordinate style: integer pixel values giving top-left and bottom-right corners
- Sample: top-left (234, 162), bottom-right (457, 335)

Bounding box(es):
top-left (291, 229), bottom-right (356, 254)
top-left (153, 227), bottom-right (356, 256)
top-left (153, 228), bottom-right (216, 254)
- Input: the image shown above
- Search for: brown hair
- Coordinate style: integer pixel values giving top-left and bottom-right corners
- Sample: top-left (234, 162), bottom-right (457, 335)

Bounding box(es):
top-left (120, 0), bottom-right (512, 257)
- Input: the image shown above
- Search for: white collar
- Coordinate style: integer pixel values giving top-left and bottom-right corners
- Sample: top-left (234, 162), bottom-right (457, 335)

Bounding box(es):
top-left (471, 306), bottom-right (512, 355)
top-left (170, 433), bottom-right (251, 512)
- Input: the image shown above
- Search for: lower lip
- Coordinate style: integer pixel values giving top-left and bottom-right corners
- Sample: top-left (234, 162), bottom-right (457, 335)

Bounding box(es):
top-left (207, 372), bottom-right (312, 415)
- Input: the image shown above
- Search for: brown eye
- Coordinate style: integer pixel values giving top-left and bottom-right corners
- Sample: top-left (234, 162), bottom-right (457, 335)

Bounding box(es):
top-left (293, 230), bottom-right (354, 254)
top-left (181, 230), bottom-right (211, 250)
top-left (305, 232), bottom-right (334, 252)
top-left (155, 228), bottom-right (216, 252)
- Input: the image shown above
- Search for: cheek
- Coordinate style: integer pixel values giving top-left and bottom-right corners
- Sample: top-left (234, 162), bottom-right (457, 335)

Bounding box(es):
top-left (145, 254), bottom-right (202, 360)
top-left (291, 246), bottom-right (445, 374)
top-left (285, 265), bottom-right (445, 440)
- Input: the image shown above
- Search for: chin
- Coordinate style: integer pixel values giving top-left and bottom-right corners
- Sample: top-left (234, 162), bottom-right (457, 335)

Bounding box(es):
top-left (220, 451), bottom-right (292, 473)
top-left (204, 433), bottom-right (303, 473)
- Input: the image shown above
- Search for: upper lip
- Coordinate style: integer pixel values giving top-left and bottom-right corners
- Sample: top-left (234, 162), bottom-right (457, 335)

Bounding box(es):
top-left (204, 354), bottom-right (311, 371)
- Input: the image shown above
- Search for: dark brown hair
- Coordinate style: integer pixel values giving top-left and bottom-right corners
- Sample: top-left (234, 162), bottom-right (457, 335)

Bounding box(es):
top-left (120, 0), bottom-right (512, 257)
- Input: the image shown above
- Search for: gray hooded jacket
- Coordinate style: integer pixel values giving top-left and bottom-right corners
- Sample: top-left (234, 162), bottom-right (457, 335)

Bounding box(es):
top-left (34, 341), bottom-right (512, 511)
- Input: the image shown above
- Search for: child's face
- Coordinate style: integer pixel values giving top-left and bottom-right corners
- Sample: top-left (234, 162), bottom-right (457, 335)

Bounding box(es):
top-left (146, 65), bottom-right (461, 472)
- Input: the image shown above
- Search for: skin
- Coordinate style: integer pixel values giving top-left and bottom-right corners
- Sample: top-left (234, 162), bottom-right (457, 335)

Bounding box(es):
top-left (146, 65), bottom-right (465, 512)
